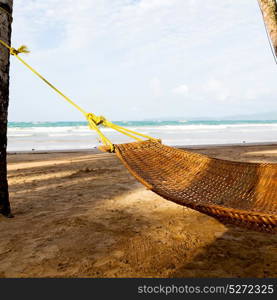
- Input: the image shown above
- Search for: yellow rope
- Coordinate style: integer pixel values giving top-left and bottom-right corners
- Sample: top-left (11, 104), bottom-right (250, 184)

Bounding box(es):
top-left (111, 123), bottom-right (156, 140)
top-left (0, 39), bottom-right (159, 151)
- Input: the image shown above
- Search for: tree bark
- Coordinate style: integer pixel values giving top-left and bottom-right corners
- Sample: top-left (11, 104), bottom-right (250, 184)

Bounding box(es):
top-left (258, 0), bottom-right (277, 58)
top-left (0, 0), bottom-right (13, 217)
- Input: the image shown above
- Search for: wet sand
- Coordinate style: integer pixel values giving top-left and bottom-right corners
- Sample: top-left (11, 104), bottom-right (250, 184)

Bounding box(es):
top-left (0, 143), bottom-right (276, 277)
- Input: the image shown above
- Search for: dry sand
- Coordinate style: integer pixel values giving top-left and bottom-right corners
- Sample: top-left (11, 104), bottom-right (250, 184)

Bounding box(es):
top-left (0, 144), bottom-right (277, 278)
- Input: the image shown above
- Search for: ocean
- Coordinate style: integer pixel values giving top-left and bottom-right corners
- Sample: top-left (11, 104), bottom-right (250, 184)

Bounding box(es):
top-left (7, 120), bottom-right (277, 152)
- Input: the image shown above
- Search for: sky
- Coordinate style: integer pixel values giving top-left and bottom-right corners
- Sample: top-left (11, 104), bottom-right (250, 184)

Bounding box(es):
top-left (7, 0), bottom-right (277, 121)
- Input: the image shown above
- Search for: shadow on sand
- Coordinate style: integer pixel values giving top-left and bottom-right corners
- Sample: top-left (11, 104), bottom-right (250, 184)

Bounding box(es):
top-left (0, 147), bottom-right (276, 277)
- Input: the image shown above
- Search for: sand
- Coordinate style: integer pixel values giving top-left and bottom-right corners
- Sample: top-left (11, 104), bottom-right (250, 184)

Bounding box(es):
top-left (0, 144), bottom-right (276, 278)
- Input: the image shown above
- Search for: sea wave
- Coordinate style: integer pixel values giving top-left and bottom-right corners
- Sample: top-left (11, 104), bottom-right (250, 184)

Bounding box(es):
top-left (7, 120), bottom-right (277, 151)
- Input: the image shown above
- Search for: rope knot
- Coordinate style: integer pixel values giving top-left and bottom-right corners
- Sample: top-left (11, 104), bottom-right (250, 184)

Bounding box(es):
top-left (10, 45), bottom-right (30, 56)
top-left (86, 113), bottom-right (107, 126)
top-left (95, 115), bottom-right (107, 126)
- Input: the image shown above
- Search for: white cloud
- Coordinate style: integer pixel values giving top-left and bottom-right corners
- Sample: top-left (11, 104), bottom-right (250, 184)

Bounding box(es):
top-left (172, 84), bottom-right (189, 95)
top-left (205, 79), bottom-right (222, 91)
top-left (8, 0), bottom-right (277, 121)
top-left (203, 79), bottom-right (230, 101)
top-left (150, 78), bottom-right (163, 97)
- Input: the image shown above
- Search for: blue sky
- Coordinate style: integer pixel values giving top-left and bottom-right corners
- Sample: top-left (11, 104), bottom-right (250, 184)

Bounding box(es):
top-left (8, 0), bottom-right (277, 121)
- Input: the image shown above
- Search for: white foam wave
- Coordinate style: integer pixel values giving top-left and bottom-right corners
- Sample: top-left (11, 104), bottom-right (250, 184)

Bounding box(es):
top-left (7, 123), bottom-right (277, 151)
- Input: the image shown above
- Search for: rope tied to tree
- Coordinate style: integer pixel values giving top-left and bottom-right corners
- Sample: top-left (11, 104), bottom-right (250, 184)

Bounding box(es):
top-left (10, 45), bottom-right (30, 56)
top-left (0, 39), bottom-right (29, 56)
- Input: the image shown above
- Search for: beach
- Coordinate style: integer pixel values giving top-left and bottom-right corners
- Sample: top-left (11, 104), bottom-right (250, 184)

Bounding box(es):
top-left (0, 143), bottom-right (276, 278)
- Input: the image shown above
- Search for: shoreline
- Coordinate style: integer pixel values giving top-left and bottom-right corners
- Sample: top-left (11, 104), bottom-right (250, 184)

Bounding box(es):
top-left (7, 140), bottom-right (277, 155)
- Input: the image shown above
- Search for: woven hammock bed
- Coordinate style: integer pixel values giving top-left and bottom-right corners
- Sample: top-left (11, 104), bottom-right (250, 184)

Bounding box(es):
top-left (105, 140), bottom-right (277, 233)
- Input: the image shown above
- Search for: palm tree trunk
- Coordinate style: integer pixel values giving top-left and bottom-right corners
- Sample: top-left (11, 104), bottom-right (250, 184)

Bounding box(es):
top-left (258, 0), bottom-right (277, 58)
top-left (0, 0), bottom-right (13, 217)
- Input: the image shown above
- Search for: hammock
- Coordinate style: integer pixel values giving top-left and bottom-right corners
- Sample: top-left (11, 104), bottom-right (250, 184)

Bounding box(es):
top-left (1, 39), bottom-right (276, 233)
top-left (108, 140), bottom-right (277, 233)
